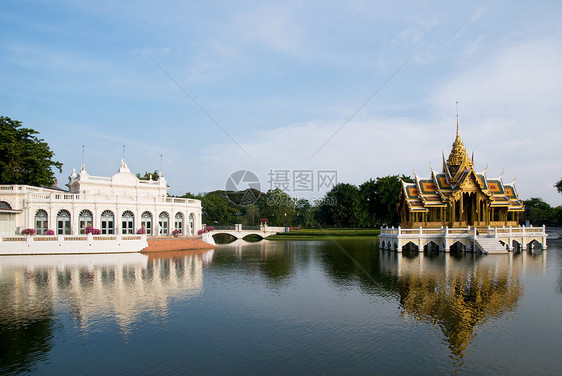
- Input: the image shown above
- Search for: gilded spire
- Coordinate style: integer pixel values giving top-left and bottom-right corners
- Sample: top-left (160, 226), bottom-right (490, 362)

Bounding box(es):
top-left (445, 103), bottom-right (473, 179)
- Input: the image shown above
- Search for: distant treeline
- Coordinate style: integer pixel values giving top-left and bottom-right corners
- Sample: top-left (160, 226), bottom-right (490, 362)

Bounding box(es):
top-left (179, 175), bottom-right (412, 227)
top-left (177, 175), bottom-right (562, 228)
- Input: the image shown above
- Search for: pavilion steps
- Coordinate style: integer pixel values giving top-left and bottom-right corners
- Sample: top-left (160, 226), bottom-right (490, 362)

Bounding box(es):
top-left (475, 236), bottom-right (508, 254)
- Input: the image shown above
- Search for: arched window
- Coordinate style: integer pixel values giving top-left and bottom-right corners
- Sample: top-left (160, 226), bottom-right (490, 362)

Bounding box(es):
top-left (79, 209), bottom-right (93, 234)
top-left (188, 213), bottom-right (195, 236)
top-left (174, 212), bottom-right (184, 235)
top-left (34, 209), bottom-right (48, 235)
top-left (57, 209), bottom-right (71, 235)
top-left (158, 212), bottom-right (169, 235)
top-left (0, 201), bottom-right (12, 210)
top-left (101, 210), bottom-right (114, 235)
top-left (122, 210), bottom-right (135, 234)
top-left (141, 211), bottom-right (153, 235)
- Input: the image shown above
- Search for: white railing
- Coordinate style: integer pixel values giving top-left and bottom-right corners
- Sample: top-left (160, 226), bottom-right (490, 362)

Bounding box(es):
top-left (1, 185), bottom-right (55, 193)
top-left (380, 225), bottom-right (547, 238)
top-left (9, 191), bottom-right (200, 206)
top-left (1, 234), bottom-right (144, 243)
top-left (87, 176), bottom-right (112, 182)
top-left (156, 197), bottom-right (200, 206)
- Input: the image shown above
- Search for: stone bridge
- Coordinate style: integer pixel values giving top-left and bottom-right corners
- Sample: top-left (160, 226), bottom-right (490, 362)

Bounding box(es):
top-left (205, 224), bottom-right (287, 245)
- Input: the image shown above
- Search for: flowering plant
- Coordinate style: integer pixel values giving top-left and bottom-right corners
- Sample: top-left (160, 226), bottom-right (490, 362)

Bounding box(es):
top-left (85, 226), bottom-right (101, 235)
top-left (259, 218), bottom-right (269, 224)
top-left (137, 227), bottom-right (146, 234)
top-left (197, 226), bottom-right (215, 235)
top-left (172, 229), bottom-right (181, 237)
top-left (46, 229), bottom-right (55, 235)
top-left (22, 228), bottom-right (36, 236)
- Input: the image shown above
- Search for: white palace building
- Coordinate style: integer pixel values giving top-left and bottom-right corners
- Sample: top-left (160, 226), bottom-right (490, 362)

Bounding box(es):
top-left (0, 159), bottom-right (203, 238)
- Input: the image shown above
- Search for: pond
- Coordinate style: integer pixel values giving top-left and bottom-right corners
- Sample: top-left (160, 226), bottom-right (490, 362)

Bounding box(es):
top-left (0, 239), bottom-right (561, 375)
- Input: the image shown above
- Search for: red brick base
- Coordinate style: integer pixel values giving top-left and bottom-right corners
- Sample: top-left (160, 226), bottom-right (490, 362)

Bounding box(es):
top-left (142, 236), bottom-right (215, 253)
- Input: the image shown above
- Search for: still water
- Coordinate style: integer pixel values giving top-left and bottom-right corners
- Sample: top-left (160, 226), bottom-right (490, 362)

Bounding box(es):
top-left (1, 239), bottom-right (561, 375)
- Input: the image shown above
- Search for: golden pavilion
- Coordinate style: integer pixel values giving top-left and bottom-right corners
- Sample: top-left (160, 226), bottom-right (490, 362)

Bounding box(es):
top-left (399, 125), bottom-right (525, 228)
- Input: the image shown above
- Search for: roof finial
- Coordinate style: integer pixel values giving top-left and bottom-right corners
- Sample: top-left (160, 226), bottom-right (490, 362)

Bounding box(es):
top-left (81, 145), bottom-right (86, 171)
top-left (159, 154), bottom-right (163, 177)
top-left (122, 145), bottom-right (126, 161)
top-left (456, 101), bottom-right (459, 137)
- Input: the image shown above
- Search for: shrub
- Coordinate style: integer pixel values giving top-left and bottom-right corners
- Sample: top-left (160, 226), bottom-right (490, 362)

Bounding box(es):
top-left (172, 229), bottom-right (181, 238)
top-left (137, 227), bottom-right (146, 234)
top-left (22, 228), bottom-right (36, 236)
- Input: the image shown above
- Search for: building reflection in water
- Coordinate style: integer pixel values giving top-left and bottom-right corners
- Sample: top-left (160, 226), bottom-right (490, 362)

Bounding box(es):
top-left (379, 250), bottom-right (547, 366)
top-left (0, 250), bottom-right (214, 340)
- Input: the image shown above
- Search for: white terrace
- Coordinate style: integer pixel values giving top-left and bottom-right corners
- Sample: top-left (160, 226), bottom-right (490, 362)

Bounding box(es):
top-left (380, 225), bottom-right (547, 254)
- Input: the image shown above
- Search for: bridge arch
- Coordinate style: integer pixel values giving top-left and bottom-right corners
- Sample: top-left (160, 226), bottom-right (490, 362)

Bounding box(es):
top-left (449, 240), bottom-right (467, 253)
top-left (526, 239), bottom-right (545, 251)
top-left (401, 241), bottom-right (419, 253)
top-left (423, 240), bottom-right (440, 252)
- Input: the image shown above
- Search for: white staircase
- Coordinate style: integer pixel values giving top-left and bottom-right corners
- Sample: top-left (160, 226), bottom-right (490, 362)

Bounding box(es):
top-left (475, 236), bottom-right (508, 254)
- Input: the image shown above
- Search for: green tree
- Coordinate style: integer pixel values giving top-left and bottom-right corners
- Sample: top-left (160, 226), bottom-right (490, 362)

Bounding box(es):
top-left (556, 178), bottom-right (562, 194)
top-left (201, 192), bottom-right (237, 225)
top-left (257, 189), bottom-right (296, 227)
top-left (357, 175), bottom-right (413, 226)
top-left (521, 198), bottom-right (557, 226)
top-left (372, 175), bottom-right (413, 226)
top-left (241, 204), bottom-right (260, 225)
top-left (295, 198), bottom-right (314, 227)
top-left (0, 116), bottom-right (62, 186)
top-left (359, 178), bottom-right (377, 227)
top-left (319, 183), bottom-right (361, 227)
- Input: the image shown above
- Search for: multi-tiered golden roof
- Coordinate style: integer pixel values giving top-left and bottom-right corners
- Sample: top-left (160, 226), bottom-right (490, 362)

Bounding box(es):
top-left (399, 124), bottom-right (524, 228)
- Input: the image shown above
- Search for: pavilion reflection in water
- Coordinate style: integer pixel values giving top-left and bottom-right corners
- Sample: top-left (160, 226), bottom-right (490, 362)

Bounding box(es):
top-left (0, 250), bottom-right (214, 336)
top-left (379, 250), bottom-right (547, 364)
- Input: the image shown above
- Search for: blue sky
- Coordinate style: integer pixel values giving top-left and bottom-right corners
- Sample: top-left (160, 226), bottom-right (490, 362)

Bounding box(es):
top-left (2, 0), bottom-right (561, 205)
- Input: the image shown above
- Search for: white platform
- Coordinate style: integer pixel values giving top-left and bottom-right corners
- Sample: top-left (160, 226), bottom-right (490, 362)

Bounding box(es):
top-left (0, 234), bottom-right (148, 255)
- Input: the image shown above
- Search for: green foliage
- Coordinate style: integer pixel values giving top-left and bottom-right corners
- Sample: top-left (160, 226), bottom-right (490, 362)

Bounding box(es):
top-left (240, 204), bottom-right (260, 225)
top-left (295, 198), bottom-right (314, 227)
top-left (0, 116), bottom-right (62, 186)
top-left (200, 191), bottom-right (238, 225)
top-left (556, 178), bottom-right (562, 194)
top-left (257, 189), bottom-right (296, 227)
top-left (521, 198), bottom-right (561, 226)
top-left (318, 183), bottom-right (361, 227)
top-left (136, 170), bottom-right (160, 180)
top-left (359, 175), bottom-right (412, 226)
top-left (177, 192), bottom-right (201, 199)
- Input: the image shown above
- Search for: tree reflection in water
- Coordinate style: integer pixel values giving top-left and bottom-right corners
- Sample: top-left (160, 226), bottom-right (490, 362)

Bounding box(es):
top-left (0, 269), bottom-right (55, 375)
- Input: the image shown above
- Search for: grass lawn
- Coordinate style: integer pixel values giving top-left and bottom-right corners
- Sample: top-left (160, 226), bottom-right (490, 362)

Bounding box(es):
top-left (266, 228), bottom-right (380, 240)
